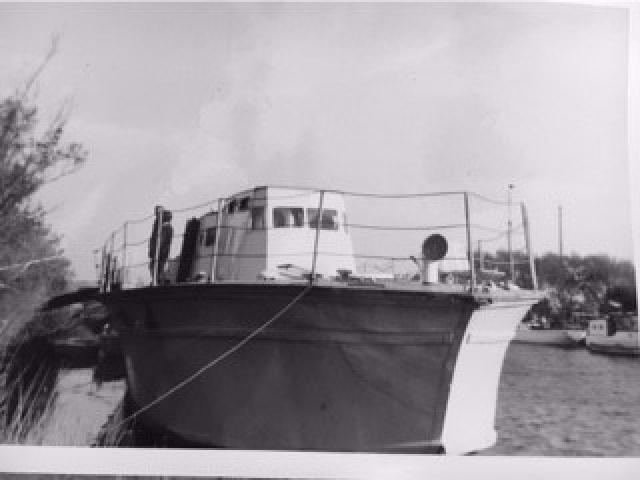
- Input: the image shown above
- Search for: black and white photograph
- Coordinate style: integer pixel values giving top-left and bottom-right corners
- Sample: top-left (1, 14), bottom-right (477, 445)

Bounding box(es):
top-left (0, 1), bottom-right (638, 478)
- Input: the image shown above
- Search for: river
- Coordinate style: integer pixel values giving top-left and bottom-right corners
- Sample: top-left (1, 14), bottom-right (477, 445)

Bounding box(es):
top-left (482, 342), bottom-right (640, 456)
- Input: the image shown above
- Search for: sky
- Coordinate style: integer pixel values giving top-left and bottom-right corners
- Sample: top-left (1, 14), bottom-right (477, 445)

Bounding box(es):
top-left (0, 2), bottom-right (634, 280)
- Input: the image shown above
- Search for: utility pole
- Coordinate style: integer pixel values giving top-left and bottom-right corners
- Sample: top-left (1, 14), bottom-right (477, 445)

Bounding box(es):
top-left (558, 205), bottom-right (563, 259)
top-left (507, 184), bottom-right (514, 282)
top-left (521, 203), bottom-right (538, 290)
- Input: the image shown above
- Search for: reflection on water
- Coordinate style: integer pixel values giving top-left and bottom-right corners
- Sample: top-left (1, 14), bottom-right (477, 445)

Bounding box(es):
top-left (482, 343), bottom-right (640, 456)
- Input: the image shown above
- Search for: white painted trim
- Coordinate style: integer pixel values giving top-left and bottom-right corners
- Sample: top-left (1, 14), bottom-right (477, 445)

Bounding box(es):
top-left (440, 302), bottom-right (533, 455)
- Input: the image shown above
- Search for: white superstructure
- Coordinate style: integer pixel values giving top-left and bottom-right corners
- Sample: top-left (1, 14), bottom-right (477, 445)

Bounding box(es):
top-left (190, 187), bottom-right (356, 281)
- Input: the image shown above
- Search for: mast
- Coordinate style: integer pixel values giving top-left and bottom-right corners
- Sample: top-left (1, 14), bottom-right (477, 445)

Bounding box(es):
top-left (558, 205), bottom-right (563, 259)
top-left (507, 184), bottom-right (514, 282)
top-left (521, 202), bottom-right (538, 290)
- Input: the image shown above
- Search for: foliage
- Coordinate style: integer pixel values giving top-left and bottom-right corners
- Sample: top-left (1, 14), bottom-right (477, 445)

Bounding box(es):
top-left (0, 38), bottom-right (87, 342)
top-left (0, 39), bottom-right (88, 441)
top-left (479, 249), bottom-right (637, 316)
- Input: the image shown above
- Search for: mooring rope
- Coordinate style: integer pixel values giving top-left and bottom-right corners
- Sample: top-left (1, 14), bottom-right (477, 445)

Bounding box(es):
top-left (106, 283), bottom-right (313, 435)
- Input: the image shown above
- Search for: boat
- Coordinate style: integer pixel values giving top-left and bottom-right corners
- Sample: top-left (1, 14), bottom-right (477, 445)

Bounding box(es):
top-left (565, 329), bottom-right (587, 345)
top-left (48, 317), bottom-right (101, 367)
top-left (49, 337), bottom-right (99, 367)
top-left (513, 313), bottom-right (589, 347)
top-left (44, 186), bottom-right (544, 455)
top-left (586, 312), bottom-right (639, 355)
top-left (513, 322), bottom-right (576, 346)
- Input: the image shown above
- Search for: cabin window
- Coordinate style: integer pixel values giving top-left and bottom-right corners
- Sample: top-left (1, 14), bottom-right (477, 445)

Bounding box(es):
top-left (239, 197), bottom-right (250, 211)
top-left (251, 207), bottom-right (266, 230)
top-left (204, 227), bottom-right (217, 247)
top-left (228, 200), bottom-right (237, 214)
top-left (307, 208), bottom-right (339, 230)
top-left (273, 207), bottom-right (304, 228)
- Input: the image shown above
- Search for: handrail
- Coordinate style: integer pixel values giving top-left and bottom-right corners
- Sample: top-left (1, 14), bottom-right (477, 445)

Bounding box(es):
top-left (99, 186), bottom-right (511, 237)
top-left (96, 186), bottom-right (536, 291)
top-left (310, 190), bottom-right (325, 284)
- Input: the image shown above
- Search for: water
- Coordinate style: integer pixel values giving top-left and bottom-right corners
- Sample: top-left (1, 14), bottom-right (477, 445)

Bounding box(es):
top-left (481, 343), bottom-right (640, 456)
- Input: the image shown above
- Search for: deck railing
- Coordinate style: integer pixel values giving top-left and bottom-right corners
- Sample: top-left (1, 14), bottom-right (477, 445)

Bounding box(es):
top-left (96, 187), bottom-right (537, 293)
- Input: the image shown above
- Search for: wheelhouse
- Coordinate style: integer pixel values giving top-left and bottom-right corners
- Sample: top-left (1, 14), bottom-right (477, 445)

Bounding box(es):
top-left (190, 187), bottom-right (356, 282)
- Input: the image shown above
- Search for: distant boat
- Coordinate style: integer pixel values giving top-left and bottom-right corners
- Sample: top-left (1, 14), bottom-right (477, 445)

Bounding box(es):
top-left (44, 186), bottom-right (544, 455)
top-left (513, 323), bottom-right (580, 346)
top-left (565, 329), bottom-right (587, 345)
top-left (513, 312), bottom-right (589, 347)
top-left (586, 313), bottom-right (639, 356)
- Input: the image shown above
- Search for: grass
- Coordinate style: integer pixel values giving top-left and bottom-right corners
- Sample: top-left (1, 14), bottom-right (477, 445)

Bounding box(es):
top-left (0, 301), bottom-right (124, 446)
top-left (0, 333), bottom-right (60, 444)
top-left (37, 368), bottom-right (125, 446)
top-left (1, 356), bottom-right (126, 446)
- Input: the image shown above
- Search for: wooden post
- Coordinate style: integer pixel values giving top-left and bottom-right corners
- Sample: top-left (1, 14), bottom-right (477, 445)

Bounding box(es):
top-left (152, 206), bottom-right (163, 286)
top-left (211, 198), bottom-right (223, 282)
top-left (521, 202), bottom-right (538, 290)
top-left (464, 192), bottom-right (476, 291)
top-left (310, 190), bottom-right (325, 285)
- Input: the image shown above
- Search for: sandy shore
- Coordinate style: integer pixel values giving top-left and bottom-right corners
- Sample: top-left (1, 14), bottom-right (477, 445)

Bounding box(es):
top-left (36, 368), bottom-right (126, 446)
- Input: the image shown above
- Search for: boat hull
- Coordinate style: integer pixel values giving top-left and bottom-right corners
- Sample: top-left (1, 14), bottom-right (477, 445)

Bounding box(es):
top-left (513, 327), bottom-right (582, 346)
top-left (106, 283), bottom-right (538, 453)
top-left (586, 333), bottom-right (640, 356)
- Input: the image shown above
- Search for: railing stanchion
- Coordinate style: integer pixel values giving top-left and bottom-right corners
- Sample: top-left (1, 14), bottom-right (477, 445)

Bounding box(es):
top-left (108, 231), bottom-right (116, 291)
top-left (521, 202), bottom-right (538, 290)
top-left (152, 206), bottom-right (163, 286)
top-left (211, 198), bottom-right (223, 283)
top-left (463, 192), bottom-right (476, 292)
top-left (99, 245), bottom-right (107, 292)
top-left (122, 221), bottom-right (128, 288)
top-left (310, 190), bottom-right (325, 285)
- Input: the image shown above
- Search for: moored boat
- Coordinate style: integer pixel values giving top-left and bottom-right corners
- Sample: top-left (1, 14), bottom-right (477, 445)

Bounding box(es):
top-left (45, 186), bottom-right (544, 454)
top-left (513, 313), bottom-right (589, 347)
top-left (513, 323), bottom-right (578, 346)
top-left (565, 329), bottom-right (587, 345)
top-left (586, 313), bottom-right (639, 356)
top-left (49, 337), bottom-right (100, 367)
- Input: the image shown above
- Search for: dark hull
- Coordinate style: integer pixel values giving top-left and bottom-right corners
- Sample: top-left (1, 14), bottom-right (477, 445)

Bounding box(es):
top-left (105, 282), bottom-right (537, 453)
top-left (513, 327), bottom-right (583, 347)
top-left (586, 341), bottom-right (640, 356)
